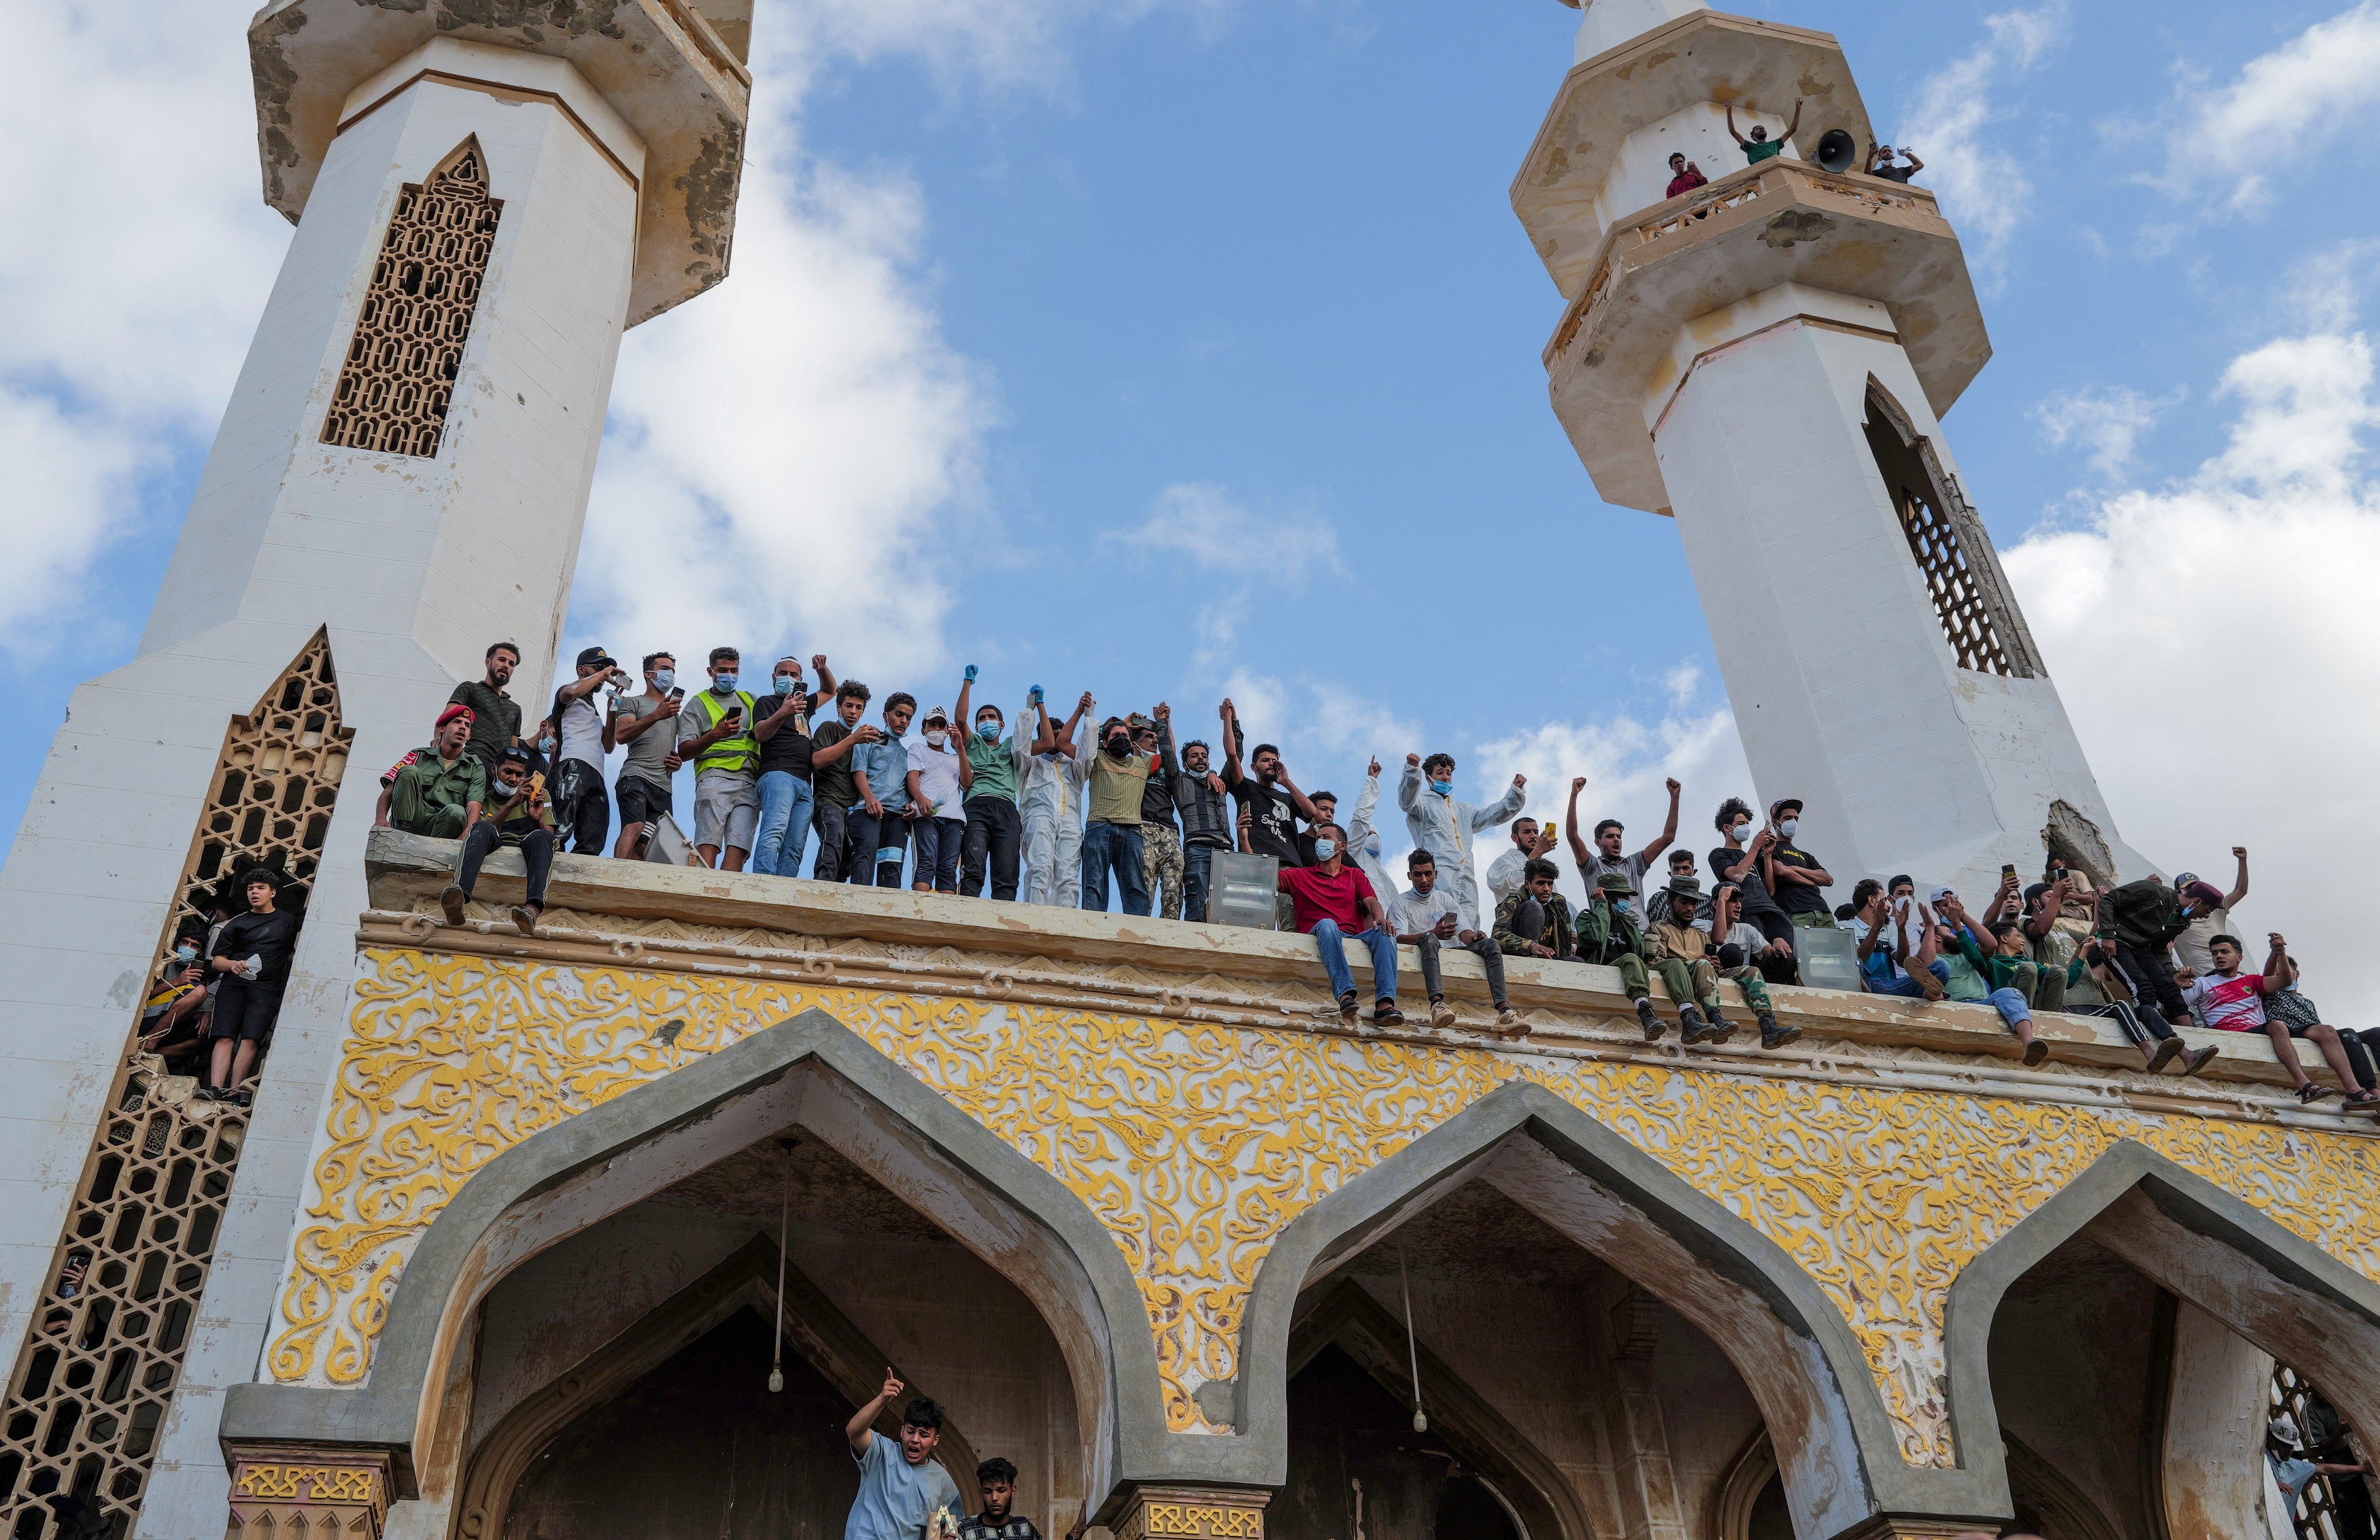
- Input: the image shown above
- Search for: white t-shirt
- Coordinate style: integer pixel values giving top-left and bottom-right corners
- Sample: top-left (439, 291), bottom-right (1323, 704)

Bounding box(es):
top-left (556, 691), bottom-right (605, 770)
top-left (1486, 847), bottom-right (1529, 907)
top-left (909, 740), bottom-right (964, 818)
top-left (1389, 886), bottom-right (1461, 938)
top-left (2173, 906), bottom-right (2237, 975)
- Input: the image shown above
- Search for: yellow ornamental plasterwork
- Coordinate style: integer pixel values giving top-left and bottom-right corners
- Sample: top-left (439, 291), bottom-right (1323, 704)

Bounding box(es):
top-left (272, 948), bottom-right (2380, 1471)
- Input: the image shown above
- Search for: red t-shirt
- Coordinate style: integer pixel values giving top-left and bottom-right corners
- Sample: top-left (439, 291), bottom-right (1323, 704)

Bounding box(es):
top-left (1666, 170), bottom-right (1708, 198)
top-left (1278, 862), bottom-right (1376, 935)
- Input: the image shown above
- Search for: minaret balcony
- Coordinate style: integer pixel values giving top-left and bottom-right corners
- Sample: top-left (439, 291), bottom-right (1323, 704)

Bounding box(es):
top-left (1540, 157), bottom-right (1991, 513)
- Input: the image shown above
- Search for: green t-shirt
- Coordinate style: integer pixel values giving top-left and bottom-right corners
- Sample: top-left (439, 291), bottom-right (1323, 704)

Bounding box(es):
top-left (1744, 137), bottom-right (1786, 163)
top-left (1938, 943), bottom-right (1991, 1003)
top-left (964, 732), bottom-right (1018, 804)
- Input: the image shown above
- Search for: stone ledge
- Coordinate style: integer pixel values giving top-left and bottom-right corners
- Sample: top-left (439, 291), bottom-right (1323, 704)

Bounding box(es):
top-left (360, 828), bottom-right (2358, 1113)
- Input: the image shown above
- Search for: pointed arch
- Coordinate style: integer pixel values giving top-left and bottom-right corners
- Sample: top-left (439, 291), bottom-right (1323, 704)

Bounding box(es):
top-left (222, 1010), bottom-right (1164, 1507)
top-left (454, 1236), bottom-right (986, 1540)
top-left (1236, 1082), bottom-right (2005, 1540)
top-left (1860, 375), bottom-right (2044, 679)
top-left (322, 135), bottom-right (504, 458)
top-left (1941, 1140), bottom-right (2380, 1490)
top-left (1287, 1281), bottom-right (1591, 1540)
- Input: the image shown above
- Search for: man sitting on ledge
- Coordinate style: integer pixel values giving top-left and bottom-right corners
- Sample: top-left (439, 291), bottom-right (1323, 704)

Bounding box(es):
top-left (1270, 813), bottom-right (1402, 1027)
top-left (442, 745), bottom-right (556, 938)
top-left (376, 704), bottom-right (486, 839)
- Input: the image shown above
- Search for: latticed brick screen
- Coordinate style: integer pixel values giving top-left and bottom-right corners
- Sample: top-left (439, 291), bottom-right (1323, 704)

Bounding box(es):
top-left (2273, 1363), bottom-right (2352, 1540)
top-left (0, 636), bottom-right (352, 1540)
top-left (320, 139), bottom-right (503, 458)
top-left (1892, 486), bottom-right (2020, 677)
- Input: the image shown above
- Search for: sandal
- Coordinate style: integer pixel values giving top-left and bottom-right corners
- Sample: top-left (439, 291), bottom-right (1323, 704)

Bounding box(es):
top-left (2296, 1083), bottom-right (2336, 1106)
top-left (2345, 1091), bottom-right (2380, 1114)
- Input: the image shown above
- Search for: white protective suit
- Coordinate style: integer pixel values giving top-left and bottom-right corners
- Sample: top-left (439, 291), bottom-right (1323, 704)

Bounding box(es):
top-left (1345, 774), bottom-right (1401, 919)
top-left (1021, 698), bottom-right (1089, 907)
top-left (1398, 762), bottom-right (1526, 933)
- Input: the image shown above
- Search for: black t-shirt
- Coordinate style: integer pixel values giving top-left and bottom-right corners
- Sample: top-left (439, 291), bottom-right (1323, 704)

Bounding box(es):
top-left (1710, 844), bottom-right (1787, 917)
top-left (1231, 778), bottom-right (1303, 866)
top-left (1771, 842), bottom-right (1831, 914)
top-left (215, 908), bottom-right (300, 988)
top-left (1871, 162), bottom-right (1917, 184)
top-left (753, 694), bottom-right (817, 779)
top-left (810, 722), bottom-right (857, 808)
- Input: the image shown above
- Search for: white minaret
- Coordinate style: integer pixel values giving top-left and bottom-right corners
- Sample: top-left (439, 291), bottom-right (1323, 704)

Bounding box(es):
top-left (1518, 0), bottom-right (2147, 901)
top-left (0, 3), bottom-right (749, 1534)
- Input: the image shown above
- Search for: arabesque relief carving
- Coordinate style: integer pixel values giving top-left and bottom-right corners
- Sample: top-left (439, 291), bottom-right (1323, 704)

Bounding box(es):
top-left (269, 944), bottom-right (2380, 1469)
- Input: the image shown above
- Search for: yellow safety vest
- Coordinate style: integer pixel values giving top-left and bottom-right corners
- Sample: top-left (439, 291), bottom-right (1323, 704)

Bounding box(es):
top-left (693, 689), bottom-right (759, 776)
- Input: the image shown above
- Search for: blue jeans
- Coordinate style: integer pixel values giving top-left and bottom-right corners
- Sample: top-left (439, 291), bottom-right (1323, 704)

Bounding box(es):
top-left (1310, 919), bottom-right (1399, 1004)
top-left (1185, 841), bottom-right (1221, 923)
top-left (1864, 959), bottom-right (1952, 998)
top-left (752, 771), bottom-right (814, 878)
top-left (1080, 821), bottom-right (1151, 915)
top-left (1984, 985), bottom-right (2033, 1029)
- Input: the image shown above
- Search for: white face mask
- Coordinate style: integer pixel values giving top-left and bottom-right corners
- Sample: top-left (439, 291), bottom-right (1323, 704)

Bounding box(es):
top-left (653, 669), bottom-right (676, 692)
top-left (1729, 821), bottom-right (1750, 841)
top-left (1778, 818), bottom-right (1799, 839)
top-left (925, 728), bottom-right (947, 747)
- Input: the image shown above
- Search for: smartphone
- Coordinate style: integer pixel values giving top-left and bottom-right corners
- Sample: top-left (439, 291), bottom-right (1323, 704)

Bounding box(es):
top-left (2001, 863), bottom-right (2017, 878)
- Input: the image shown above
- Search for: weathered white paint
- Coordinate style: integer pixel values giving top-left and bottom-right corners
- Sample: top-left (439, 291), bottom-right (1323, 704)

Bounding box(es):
top-left (1652, 282), bottom-right (2149, 903)
top-left (0, 48), bottom-right (649, 1540)
top-left (1590, 101), bottom-right (1797, 235)
top-left (2162, 1303), bottom-right (2278, 1540)
top-left (1575, 0), bottom-right (1712, 62)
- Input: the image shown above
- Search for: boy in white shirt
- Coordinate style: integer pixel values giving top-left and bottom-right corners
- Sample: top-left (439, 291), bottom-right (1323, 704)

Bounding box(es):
top-left (1387, 849), bottom-right (1521, 1034)
top-left (905, 706), bottom-right (968, 894)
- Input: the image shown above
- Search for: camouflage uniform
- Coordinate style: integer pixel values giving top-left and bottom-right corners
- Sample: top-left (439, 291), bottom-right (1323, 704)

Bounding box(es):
top-left (1493, 887), bottom-right (1576, 961)
top-left (1141, 823), bottom-right (1186, 921)
top-left (1574, 882), bottom-right (1652, 1000)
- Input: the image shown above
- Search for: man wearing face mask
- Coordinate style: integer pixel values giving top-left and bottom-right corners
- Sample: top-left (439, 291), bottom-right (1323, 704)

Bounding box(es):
top-left (1021, 689), bottom-right (1091, 907)
top-left (952, 668), bottom-right (1027, 901)
top-left (1399, 752), bottom-right (1526, 937)
top-left (1578, 870), bottom-right (1666, 1040)
top-left (1132, 711), bottom-right (1186, 920)
top-left (1763, 798), bottom-right (1835, 930)
top-left (677, 647), bottom-right (762, 871)
top-left (1170, 734), bottom-right (1233, 922)
top-left (611, 653), bottom-right (685, 861)
top-left (906, 705), bottom-right (967, 894)
top-left (1277, 820), bottom-right (1402, 1025)
top-left (752, 654), bottom-right (836, 878)
top-left (1079, 708), bottom-right (1157, 916)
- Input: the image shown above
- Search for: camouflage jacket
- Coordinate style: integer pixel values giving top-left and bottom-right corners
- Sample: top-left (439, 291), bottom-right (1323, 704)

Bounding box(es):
top-left (1574, 893), bottom-right (1650, 967)
top-left (1493, 889), bottom-right (1575, 961)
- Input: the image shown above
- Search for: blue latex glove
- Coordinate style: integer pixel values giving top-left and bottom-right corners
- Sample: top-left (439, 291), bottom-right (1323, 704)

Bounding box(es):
top-left (964, 664), bottom-right (979, 683)
top-left (1029, 685), bottom-right (1044, 706)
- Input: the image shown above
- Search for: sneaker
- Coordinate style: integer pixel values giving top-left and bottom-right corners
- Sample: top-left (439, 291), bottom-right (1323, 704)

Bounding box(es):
top-left (439, 883), bottom-right (467, 927)
top-left (194, 1084), bottom-right (223, 1103)
top-left (1372, 1002), bottom-right (1406, 1027)
top-left (1678, 1004), bottom-right (1718, 1045)
top-left (1495, 1007), bottom-right (1524, 1035)
top-left (1758, 1014), bottom-right (1801, 1050)
top-left (2181, 1045), bottom-right (2220, 1077)
top-left (1429, 997), bottom-right (1457, 1029)
top-left (511, 902), bottom-right (541, 937)
top-left (1918, 972), bottom-right (1945, 1003)
top-left (2145, 1037), bottom-right (2183, 1074)
top-left (228, 1088), bottom-right (254, 1110)
top-left (2022, 1037), bottom-right (2050, 1067)
top-left (1338, 993), bottom-right (1361, 1023)
top-left (1634, 998), bottom-right (1664, 1041)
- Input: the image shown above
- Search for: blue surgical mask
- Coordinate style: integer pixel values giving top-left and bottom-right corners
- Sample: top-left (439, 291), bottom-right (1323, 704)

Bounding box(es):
top-left (714, 672), bottom-right (738, 692)
top-left (537, 735), bottom-right (554, 754)
top-left (652, 669), bottom-right (675, 692)
top-left (1778, 818), bottom-right (1799, 839)
top-left (774, 674), bottom-right (796, 696)
top-left (175, 944), bottom-right (197, 961)
top-left (1614, 897), bottom-right (1634, 915)
top-left (978, 723), bottom-right (1001, 741)
top-left (1429, 779), bottom-right (1453, 797)
top-left (1314, 839), bottom-right (1339, 861)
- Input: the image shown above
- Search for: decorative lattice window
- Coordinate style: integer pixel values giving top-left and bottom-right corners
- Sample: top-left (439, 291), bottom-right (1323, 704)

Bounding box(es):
top-left (320, 139), bottom-right (503, 458)
top-left (0, 636), bottom-right (352, 1540)
top-left (1863, 384), bottom-right (2043, 680)
top-left (2272, 1363), bottom-right (2351, 1539)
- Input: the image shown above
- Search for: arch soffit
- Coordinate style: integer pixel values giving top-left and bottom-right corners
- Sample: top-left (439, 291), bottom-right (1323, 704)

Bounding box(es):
top-left (1288, 1280), bottom-right (1593, 1540)
top-left (1237, 1082), bottom-right (2000, 1535)
top-left (221, 1010), bottom-right (1160, 1498)
top-left (454, 1235), bottom-right (987, 1540)
top-left (1941, 1138), bottom-right (2380, 1480)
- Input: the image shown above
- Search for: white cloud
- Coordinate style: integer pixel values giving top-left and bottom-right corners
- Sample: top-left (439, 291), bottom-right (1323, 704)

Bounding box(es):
top-left (2004, 311), bottom-right (2380, 1008)
top-left (1897, 4), bottom-right (2066, 274)
top-left (1107, 481), bottom-right (1342, 583)
top-left (0, 1), bottom-right (287, 648)
top-left (2152, 1), bottom-right (2380, 213)
top-left (2033, 384), bottom-right (2181, 478)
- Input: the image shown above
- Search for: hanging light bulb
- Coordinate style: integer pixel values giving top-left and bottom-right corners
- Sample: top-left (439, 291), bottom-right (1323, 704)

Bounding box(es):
top-left (1400, 1252), bottom-right (1427, 1433)
top-left (770, 1136), bottom-right (796, 1392)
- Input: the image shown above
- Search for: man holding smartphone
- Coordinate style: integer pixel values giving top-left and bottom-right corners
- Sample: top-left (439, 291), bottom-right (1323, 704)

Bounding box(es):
top-left (611, 652), bottom-right (685, 860)
top-left (678, 646), bottom-right (762, 871)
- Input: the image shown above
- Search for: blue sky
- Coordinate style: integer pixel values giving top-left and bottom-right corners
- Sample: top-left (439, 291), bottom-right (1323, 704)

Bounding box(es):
top-left (9, 0), bottom-right (2380, 981)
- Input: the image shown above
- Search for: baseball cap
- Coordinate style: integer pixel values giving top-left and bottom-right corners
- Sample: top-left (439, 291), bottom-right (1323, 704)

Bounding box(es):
top-left (921, 704), bottom-right (951, 726)
top-left (575, 645), bottom-right (616, 669)
top-left (1928, 885), bottom-right (1955, 904)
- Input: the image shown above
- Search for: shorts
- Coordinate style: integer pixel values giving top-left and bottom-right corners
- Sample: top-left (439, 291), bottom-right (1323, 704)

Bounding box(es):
top-left (693, 772), bottom-right (760, 853)
top-left (2268, 989), bottom-right (2322, 1032)
top-left (209, 979), bottom-right (284, 1043)
top-left (616, 777), bottom-right (673, 827)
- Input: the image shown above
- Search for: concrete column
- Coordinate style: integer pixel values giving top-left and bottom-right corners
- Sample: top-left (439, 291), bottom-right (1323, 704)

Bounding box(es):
top-left (224, 1445), bottom-right (398, 1540)
top-left (1650, 282), bottom-right (2145, 902)
top-left (2162, 1303), bottom-right (2279, 1540)
top-left (1106, 1485), bottom-right (1270, 1540)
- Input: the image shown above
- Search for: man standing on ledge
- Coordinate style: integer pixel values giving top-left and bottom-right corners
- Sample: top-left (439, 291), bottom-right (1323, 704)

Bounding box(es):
top-left (847, 1370), bottom-right (962, 1540)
